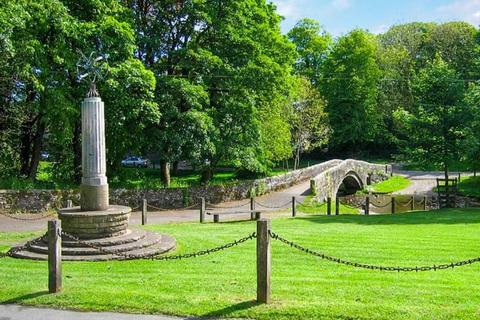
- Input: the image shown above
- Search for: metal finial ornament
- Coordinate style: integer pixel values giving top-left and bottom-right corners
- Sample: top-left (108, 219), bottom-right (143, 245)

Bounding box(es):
top-left (76, 50), bottom-right (109, 97)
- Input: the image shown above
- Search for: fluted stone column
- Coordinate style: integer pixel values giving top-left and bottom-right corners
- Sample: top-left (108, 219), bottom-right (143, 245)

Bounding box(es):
top-left (80, 94), bottom-right (109, 211)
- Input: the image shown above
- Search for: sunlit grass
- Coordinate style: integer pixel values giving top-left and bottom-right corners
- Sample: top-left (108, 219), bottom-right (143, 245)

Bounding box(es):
top-left (3, 209), bottom-right (479, 319)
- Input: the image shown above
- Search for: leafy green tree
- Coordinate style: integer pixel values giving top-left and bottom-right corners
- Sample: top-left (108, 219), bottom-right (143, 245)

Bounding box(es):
top-left (288, 18), bottom-right (332, 85)
top-left (290, 78), bottom-right (330, 170)
top-left (321, 29), bottom-right (380, 150)
top-left (393, 57), bottom-right (471, 179)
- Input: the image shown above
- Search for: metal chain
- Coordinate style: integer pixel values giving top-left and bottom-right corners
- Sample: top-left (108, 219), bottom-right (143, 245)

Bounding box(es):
top-left (61, 231), bottom-right (256, 261)
top-left (2, 233), bottom-right (48, 258)
top-left (370, 201), bottom-right (393, 209)
top-left (255, 199), bottom-right (292, 209)
top-left (269, 231), bottom-right (480, 272)
top-left (207, 201), bottom-right (251, 210)
top-left (395, 199), bottom-right (414, 206)
top-left (0, 210), bottom-right (56, 221)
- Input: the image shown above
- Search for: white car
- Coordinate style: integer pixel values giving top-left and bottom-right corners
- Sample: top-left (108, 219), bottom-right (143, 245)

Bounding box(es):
top-left (121, 156), bottom-right (149, 168)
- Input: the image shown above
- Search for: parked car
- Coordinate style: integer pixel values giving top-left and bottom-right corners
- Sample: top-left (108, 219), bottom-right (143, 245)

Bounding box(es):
top-left (121, 156), bottom-right (149, 168)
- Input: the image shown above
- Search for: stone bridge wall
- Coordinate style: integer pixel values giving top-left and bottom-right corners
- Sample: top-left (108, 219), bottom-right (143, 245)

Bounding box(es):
top-left (311, 159), bottom-right (392, 201)
top-left (0, 160), bottom-right (345, 212)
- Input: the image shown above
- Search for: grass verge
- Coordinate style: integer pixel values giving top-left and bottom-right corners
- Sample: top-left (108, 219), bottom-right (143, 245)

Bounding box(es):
top-left (2, 209), bottom-right (480, 319)
top-left (368, 175), bottom-right (411, 194)
top-left (458, 176), bottom-right (480, 198)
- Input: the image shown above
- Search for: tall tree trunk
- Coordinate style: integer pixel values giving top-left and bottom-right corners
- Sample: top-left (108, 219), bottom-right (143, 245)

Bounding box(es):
top-left (72, 120), bottom-right (82, 184)
top-left (200, 166), bottom-right (213, 185)
top-left (27, 117), bottom-right (46, 180)
top-left (161, 160), bottom-right (170, 186)
top-left (19, 123), bottom-right (33, 176)
top-left (172, 161), bottom-right (179, 176)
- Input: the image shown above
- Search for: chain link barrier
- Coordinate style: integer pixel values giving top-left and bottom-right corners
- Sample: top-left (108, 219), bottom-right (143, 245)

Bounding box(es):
top-left (370, 201), bottom-right (393, 209)
top-left (0, 210), bottom-right (56, 221)
top-left (395, 199), bottom-right (414, 207)
top-left (269, 231), bottom-right (480, 272)
top-left (207, 201), bottom-right (251, 210)
top-left (254, 199), bottom-right (292, 209)
top-left (61, 231), bottom-right (256, 261)
top-left (1, 233), bottom-right (48, 259)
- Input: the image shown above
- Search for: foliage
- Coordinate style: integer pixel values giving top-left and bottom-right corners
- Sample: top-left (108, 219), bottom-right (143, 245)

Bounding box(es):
top-left (458, 176), bottom-right (480, 198)
top-left (393, 56), bottom-right (475, 178)
top-left (288, 18), bottom-right (332, 85)
top-left (321, 29), bottom-right (381, 149)
top-left (290, 77), bottom-right (330, 170)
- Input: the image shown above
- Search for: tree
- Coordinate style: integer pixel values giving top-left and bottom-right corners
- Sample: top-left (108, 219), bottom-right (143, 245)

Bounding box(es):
top-left (321, 29), bottom-right (381, 150)
top-left (290, 78), bottom-right (330, 170)
top-left (393, 56), bottom-right (471, 180)
top-left (288, 18), bottom-right (332, 85)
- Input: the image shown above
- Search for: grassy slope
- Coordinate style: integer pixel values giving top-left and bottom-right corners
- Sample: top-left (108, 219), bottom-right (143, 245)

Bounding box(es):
top-left (2, 209), bottom-right (480, 319)
top-left (458, 176), bottom-right (480, 198)
top-left (369, 176), bottom-right (411, 194)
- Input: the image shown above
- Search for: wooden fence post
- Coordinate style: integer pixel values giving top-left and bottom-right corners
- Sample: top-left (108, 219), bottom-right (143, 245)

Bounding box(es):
top-left (66, 200), bottom-right (72, 208)
top-left (327, 197), bottom-right (332, 216)
top-left (292, 197), bottom-right (296, 217)
top-left (48, 220), bottom-right (62, 293)
top-left (200, 197), bottom-right (205, 223)
top-left (335, 197), bottom-right (340, 216)
top-left (458, 172), bottom-right (461, 183)
top-left (391, 197), bottom-right (395, 214)
top-left (365, 196), bottom-right (370, 215)
top-left (257, 219), bottom-right (271, 304)
top-left (423, 196), bottom-right (427, 211)
top-left (141, 199), bottom-right (147, 225)
top-left (250, 197), bottom-right (256, 220)
top-left (411, 196), bottom-right (415, 211)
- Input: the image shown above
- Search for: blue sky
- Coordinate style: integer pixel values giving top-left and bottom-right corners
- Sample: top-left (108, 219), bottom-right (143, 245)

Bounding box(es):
top-left (269, 0), bottom-right (480, 35)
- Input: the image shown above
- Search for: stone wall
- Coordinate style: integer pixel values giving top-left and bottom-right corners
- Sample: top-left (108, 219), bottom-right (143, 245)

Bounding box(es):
top-left (0, 160), bottom-right (345, 212)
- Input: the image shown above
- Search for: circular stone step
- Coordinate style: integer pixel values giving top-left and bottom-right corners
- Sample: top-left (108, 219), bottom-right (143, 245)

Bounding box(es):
top-left (9, 229), bottom-right (176, 261)
top-left (60, 229), bottom-right (147, 247)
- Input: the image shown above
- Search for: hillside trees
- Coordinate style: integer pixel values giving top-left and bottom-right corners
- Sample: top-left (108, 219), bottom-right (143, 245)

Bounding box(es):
top-left (393, 57), bottom-right (473, 179)
top-left (320, 29), bottom-right (381, 150)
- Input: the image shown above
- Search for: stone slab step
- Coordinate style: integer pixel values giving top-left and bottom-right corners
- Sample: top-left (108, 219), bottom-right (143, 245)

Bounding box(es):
top-left (10, 233), bottom-right (176, 261)
top-left (28, 232), bottom-right (162, 256)
top-left (58, 229), bottom-right (147, 247)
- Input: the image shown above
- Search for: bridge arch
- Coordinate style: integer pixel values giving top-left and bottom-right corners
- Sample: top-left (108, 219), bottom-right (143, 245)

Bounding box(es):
top-left (335, 171), bottom-right (364, 196)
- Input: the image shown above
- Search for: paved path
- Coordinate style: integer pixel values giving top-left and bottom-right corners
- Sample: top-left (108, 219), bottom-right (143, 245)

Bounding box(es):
top-left (0, 304), bottom-right (201, 320)
top-left (394, 169), bottom-right (473, 196)
top-left (0, 180), bottom-right (311, 233)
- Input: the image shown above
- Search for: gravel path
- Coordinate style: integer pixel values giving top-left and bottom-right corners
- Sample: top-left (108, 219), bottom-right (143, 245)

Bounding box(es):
top-left (0, 304), bottom-right (204, 320)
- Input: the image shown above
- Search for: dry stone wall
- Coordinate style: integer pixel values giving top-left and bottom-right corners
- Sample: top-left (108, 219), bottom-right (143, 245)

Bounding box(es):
top-left (0, 160), bottom-right (384, 212)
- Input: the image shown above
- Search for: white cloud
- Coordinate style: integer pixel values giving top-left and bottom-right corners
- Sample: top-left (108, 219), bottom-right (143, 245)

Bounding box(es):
top-left (371, 24), bottom-right (389, 35)
top-left (271, 0), bottom-right (303, 20)
top-left (437, 0), bottom-right (480, 25)
top-left (332, 0), bottom-right (351, 10)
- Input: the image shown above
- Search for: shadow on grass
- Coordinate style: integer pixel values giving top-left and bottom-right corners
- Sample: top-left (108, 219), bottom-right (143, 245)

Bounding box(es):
top-left (297, 208), bottom-right (480, 225)
top-left (1, 290), bottom-right (50, 304)
top-left (200, 300), bottom-right (258, 318)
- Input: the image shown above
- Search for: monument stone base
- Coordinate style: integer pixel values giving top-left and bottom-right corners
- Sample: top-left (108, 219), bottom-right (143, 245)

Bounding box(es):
top-left (80, 184), bottom-right (109, 211)
top-left (11, 205), bottom-right (176, 261)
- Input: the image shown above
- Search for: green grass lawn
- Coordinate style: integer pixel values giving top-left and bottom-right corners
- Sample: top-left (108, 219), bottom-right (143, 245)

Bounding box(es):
top-left (2, 209), bottom-right (480, 319)
top-left (458, 176), bottom-right (480, 198)
top-left (368, 175), bottom-right (411, 194)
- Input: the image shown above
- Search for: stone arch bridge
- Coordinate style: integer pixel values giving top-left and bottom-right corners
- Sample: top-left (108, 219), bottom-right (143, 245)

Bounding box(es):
top-left (310, 159), bottom-right (392, 201)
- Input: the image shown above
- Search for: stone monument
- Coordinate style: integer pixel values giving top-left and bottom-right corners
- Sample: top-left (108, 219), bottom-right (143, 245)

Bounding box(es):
top-left (12, 53), bottom-right (175, 261)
